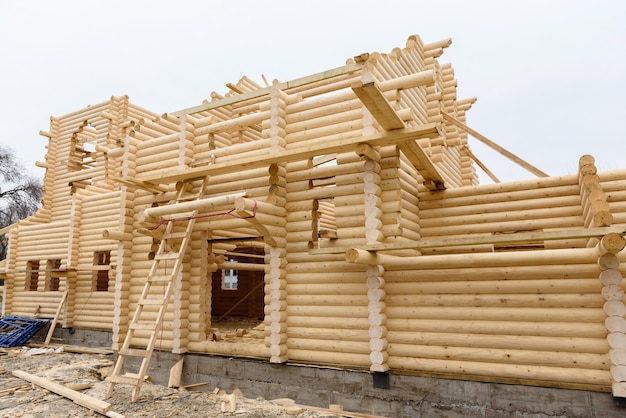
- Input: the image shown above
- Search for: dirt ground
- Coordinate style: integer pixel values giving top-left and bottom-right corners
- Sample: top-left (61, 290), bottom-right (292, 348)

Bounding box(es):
top-left (0, 346), bottom-right (354, 418)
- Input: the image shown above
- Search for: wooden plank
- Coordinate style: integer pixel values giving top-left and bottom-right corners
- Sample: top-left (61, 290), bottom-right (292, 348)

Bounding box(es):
top-left (397, 139), bottom-right (446, 190)
top-left (309, 225), bottom-right (626, 255)
top-left (139, 124), bottom-right (441, 185)
top-left (172, 63), bottom-right (363, 116)
top-left (352, 82), bottom-right (405, 130)
top-left (44, 290), bottom-right (68, 345)
top-left (12, 370), bottom-right (114, 415)
top-left (441, 111), bottom-right (549, 178)
top-left (110, 176), bottom-right (168, 193)
top-left (461, 145), bottom-right (500, 183)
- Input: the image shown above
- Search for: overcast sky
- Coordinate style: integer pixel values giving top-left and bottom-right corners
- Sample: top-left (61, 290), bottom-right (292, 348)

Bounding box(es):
top-left (1, 0), bottom-right (624, 183)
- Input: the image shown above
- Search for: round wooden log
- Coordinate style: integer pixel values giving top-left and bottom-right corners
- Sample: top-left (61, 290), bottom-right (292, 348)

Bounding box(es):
top-left (385, 277), bottom-right (600, 294)
top-left (420, 216), bottom-right (584, 237)
top-left (387, 318), bottom-right (607, 338)
top-left (608, 333), bottom-right (626, 349)
top-left (419, 182), bottom-right (580, 207)
top-left (360, 248), bottom-right (599, 270)
top-left (600, 269), bottom-right (623, 286)
top-left (385, 292), bottom-right (604, 308)
top-left (287, 337), bottom-right (370, 355)
top-left (287, 349), bottom-right (369, 367)
top-left (389, 343), bottom-right (607, 370)
top-left (385, 305), bottom-right (605, 323)
top-left (601, 284), bottom-right (624, 301)
top-left (386, 357), bottom-right (610, 387)
top-left (386, 330), bottom-right (607, 354)
top-left (598, 253), bottom-right (620, 271)
top-left (141, 192), bottom-right (246, 221)
top-left (597, 233), bottom-right (626, 256)
top-left (285, 108), bottom-right (363, 135)
top-left (419, 206), bottom-right (583, 228)
top-left (610, 349), bottom-right (626, 366)
top-left (604, 301), bottom-right (626, 317)
top-left (605, 316), bottom-right (626, 333)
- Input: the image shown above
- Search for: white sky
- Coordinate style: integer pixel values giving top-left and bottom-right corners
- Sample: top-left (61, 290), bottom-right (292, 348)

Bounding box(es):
top-left (1, 0), bottom-right (624, 183)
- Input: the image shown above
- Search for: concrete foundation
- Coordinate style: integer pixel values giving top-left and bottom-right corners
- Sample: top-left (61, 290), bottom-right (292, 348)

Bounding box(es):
top-left (50, 328), bottom-right (626, 417)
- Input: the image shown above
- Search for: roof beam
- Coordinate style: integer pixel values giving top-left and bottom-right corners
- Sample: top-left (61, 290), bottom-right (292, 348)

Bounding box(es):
top-left (442, 111), bottom-right (549, 178)
top-left (352, 80), bottom-right (445, 190)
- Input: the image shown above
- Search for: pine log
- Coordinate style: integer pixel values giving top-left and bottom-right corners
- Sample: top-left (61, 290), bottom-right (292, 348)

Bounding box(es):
top-left (386, 318), bottom-right (607, 338)
top-left (388, 343), bottom-right (607, 370)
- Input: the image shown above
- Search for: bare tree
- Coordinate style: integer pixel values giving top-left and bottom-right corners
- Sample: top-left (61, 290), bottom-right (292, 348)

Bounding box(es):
top-left (0, 146), bottom-right (42, 260)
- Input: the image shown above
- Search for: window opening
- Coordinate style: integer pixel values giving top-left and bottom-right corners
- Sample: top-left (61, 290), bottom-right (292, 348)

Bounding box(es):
top-left (311, 155), bottom-right (338, 244)
top-left (93, 251), bottom-right (111, 291)
top-left (26, 260), bottom-right (40, 291)
top-left (69, 122), bottom-right (99, 171)
top-left (222, 259), bottom-right (239, 290)
top-left (46, 259), bottom-right (62, 291)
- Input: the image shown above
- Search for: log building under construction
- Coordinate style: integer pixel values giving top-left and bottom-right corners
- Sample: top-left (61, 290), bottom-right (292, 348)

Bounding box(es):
top-left (1, 34), bottom-right (626, 415)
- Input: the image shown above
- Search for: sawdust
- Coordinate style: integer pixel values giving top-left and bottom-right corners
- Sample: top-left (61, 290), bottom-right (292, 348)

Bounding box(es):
top-left (0, 347), bottom-right (344, 418)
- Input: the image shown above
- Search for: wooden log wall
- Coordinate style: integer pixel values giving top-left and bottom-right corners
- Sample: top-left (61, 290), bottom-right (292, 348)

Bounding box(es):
top-left (418, 174), bottom-right (586, 254)
top-left (595, 234), bottom-right (626, 395)
top-left (9, 220), bottom-right (70, 318)
top-left (71, 191), bottom-right (121, 330)
top-left (349, 244), bottom-right (612, 389)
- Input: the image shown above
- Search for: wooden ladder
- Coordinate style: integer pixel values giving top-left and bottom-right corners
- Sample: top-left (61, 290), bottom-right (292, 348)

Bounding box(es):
top-left (106, 177), bottom-right (208, 401)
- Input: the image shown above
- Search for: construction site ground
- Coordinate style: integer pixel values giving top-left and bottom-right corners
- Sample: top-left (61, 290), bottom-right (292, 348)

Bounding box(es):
top-left (0, 345), bottom-right (357, 418)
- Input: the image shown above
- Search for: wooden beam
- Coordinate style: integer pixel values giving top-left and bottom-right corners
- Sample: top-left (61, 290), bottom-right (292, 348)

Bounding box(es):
top-left (44, 290), bottom-right (68, 345)
top-left (397, 139), bottom-right (446, 190)
top-left (350, 225), bottom-right (626, 254)
top-left (351, 80), bottom-right (444, 190)
top-left (352, 82), bottom-right (405, 130)
top-left (138, 124), bottom-right (441, 185)
top-left (12, 370), bottom-right (116, 416)
top-left (461, 145), bottom-right (500, 183)
top-left (308, 225), bottom-right (626, 255)
top-left (441, 111), bottom-right (549, 178)
top-left (110, 176), bottom-right (168, 193)
top-left (171, 63), bottom-right (363, 116)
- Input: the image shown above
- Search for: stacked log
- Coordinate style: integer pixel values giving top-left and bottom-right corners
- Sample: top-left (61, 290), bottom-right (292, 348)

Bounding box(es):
top-left (418, 174), bottom-right (585, 254)
top-left (596, 234), bottom-right (626, 396)
top-left (598, 168), bottom-right (626, 229)
top-left (134, 114), bottom-right (194, 175)
top-left (261, 85), bottom-right (289, 363)
top-left (578, 155), bottom-right (612, 233)
top-left (347, 245), bottom-right (611, 388)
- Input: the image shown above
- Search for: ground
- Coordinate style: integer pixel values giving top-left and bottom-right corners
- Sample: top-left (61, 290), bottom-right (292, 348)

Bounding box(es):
top-left (0, 346), bottom-right (354, 418)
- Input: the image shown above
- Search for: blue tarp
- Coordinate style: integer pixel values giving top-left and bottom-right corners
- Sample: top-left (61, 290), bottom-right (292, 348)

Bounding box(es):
top-left (0, 315), bottom-right (50, 347)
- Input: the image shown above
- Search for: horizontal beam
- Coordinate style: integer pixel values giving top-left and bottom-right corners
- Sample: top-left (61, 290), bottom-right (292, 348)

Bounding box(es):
top-left (308, 225), bottom-right (626, 255)
top-left (138, 123), bottom-right (441, 185)
top-left (171, 63), bottom-right (363, 116)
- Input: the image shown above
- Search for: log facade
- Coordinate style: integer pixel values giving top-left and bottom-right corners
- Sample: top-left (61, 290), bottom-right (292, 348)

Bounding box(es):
top-left (2, 34), bottom-right (626, 397)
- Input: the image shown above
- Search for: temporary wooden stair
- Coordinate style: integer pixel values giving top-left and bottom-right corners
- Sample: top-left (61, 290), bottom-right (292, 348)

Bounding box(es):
top-left (106, 177), bottom-right (208, 401)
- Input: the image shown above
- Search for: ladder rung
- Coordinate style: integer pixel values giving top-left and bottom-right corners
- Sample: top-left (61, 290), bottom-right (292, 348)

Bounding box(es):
top-left (149, 275), bottom-right (173, 283)
top-left (163, 231), bottom-right (189, 239)
top-left (108, 374), bottom-right (140, 386)
top-left (129, 322), bottom-right (157, 331)
top-left (138, 297), bottom-right (166, 306)
top-left (119, 347), bottom-right (148, 357)
top-left (154, 252), bottom-right (180, 260)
